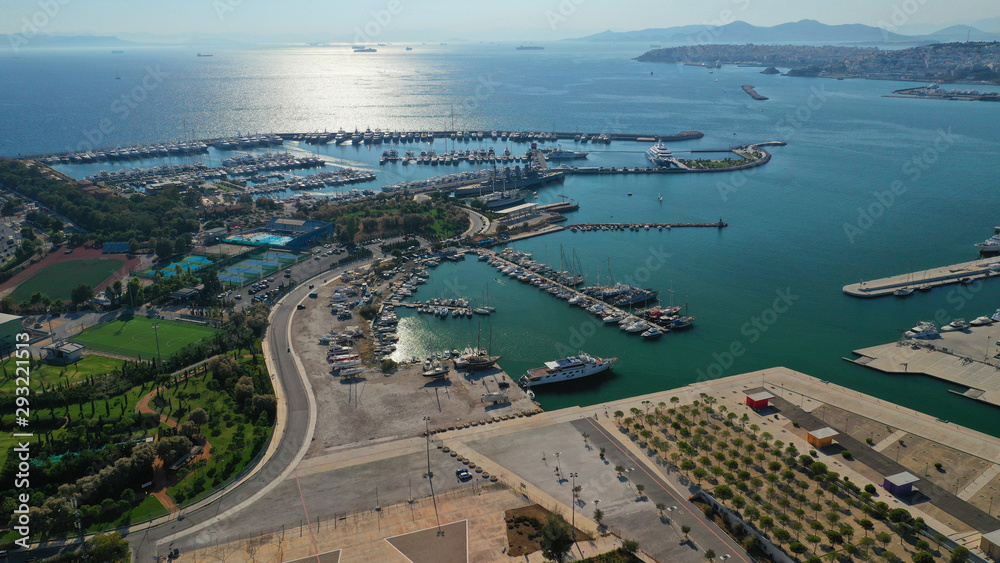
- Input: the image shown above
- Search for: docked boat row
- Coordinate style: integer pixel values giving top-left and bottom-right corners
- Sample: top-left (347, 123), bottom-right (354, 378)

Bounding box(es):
top-left (482, 248), bottom-right (684, 338)
top-left (253, 170), bottom-right (376, 191)
top-left (902, 310), bottom-right (1000, 339)
top-left (38, 141), bottom-right (210, 164)
top-left (296, 129), bottom-right (613, 145)
top-left (380, 147), bottom-right (536, 166)
top-left (211, 134), bottom-right (284, 150)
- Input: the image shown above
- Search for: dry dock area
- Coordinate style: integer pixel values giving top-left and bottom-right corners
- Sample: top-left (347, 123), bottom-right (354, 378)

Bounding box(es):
top-left (843, 255), bottom-right (1000, 297)
top-left (848, 322), bottom-right (1000, 408)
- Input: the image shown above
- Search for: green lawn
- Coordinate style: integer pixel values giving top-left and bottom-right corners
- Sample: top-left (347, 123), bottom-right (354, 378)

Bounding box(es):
top-left (71, 317), bottom-right (218, 359)
top-left (9, 258), bottom-right (125, 302)
top-left (0, 354), bottom-right (124, 396)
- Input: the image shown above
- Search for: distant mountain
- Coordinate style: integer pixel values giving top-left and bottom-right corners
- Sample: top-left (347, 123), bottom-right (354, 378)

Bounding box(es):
top-left (575, 19), bottom-right (920, 44)
top-left (974, 17), bottom-right (1000, 33)
top-left (922, 25), bottom-right (1000, 42)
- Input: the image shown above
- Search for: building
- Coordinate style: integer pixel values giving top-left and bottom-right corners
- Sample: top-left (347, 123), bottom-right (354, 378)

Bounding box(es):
top-left (0, 313), bottom-right (22, 354)
top-left (806, 427), bottom-right (840, 448)
top-left (224, 217), bottom-right (333, 249)
top-left (882, 471), bottom-right (920, 496)
top-left (980, 529), bottom-right (1000, 560)
top-left (41, 341), bottom-right (85, 365)
top-left (745, 390), bottom-right (774, 409)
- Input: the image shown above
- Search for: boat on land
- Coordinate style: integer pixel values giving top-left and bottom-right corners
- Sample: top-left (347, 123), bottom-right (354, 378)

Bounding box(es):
top-left (520, 352), bottom-right (617, 387)
top-left (422, 361), bottom-right (450, 377)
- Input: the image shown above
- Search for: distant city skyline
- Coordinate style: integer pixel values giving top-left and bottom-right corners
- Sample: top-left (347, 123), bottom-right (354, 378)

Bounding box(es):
top-left (3, 0), bottom-right (999, 42)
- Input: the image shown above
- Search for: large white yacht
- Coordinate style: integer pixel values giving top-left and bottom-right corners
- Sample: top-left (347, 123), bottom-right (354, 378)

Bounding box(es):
top-left (904, 321), bottom-right (938, 339)
top-left (520, 353), bottom-right (617, 387)
top-left (646, 141), bottom-right (675, 167)
top-left (975, 230), bottom-right (1000, 253)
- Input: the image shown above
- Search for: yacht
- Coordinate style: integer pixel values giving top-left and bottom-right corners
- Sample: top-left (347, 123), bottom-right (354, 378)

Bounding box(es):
top-left (940, 319), bottom-right (969, 332)
top-left (624, 320), bottom-right (650, 333)
top-left (904, 321), bottom-right (938, 339)
top-left (992, 309), bottom-right (1000, 323)
top-left (544, 146), bottom-right (589, 160)
top-left (422, 361), bottom-right (450, 377)
top-left (641, 327), bottom-right (664, 339)
top-left (454, 347), bottom-right (501, 370)
top-left (970, 316), bottom-right (994, 326)
top-left (893, 287), bottom-right (914, 297)
top-left (670, 316), bottom-right (695, 329)
top-left (975, 232), bottom-right (1000, 253)
top-left (521, 353), bottom-right (617, 387)
top-left (646, 141), bottom-right (675, 167)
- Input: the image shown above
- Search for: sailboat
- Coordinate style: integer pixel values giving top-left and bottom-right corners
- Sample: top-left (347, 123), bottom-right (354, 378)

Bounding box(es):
top-left (454, 326), bottom-right (501, 370)
top-left (894, 268), bottom-right (914, 296)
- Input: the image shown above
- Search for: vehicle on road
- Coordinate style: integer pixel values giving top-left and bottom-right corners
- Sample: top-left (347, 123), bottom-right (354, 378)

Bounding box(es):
top-left (456, 468), bottom-right (472, 481)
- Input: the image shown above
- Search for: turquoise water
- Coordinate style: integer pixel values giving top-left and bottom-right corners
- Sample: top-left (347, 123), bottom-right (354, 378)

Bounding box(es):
top-left (4, 44), bottom-right (1000, 434)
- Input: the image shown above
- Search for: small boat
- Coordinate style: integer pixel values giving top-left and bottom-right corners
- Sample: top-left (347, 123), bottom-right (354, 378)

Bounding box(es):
top-left (992, 309), bottom-right (1000, 323)
top-left (422, 362), bottom-right (450, 377)
top-left (893, 287), bottom-right (914, 297)
top-left (641, 327), bottom-right (664, 339)
top-left (970, 316), bottom-right (993, 326)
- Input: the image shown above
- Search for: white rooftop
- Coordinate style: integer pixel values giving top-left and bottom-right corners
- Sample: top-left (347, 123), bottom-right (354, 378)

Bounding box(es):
top-left (982, 528), bottom-right (1000, 546)
top-left (884, 471), bottom-right (920, 487)
top-left (746, 391), bottom-right (774, 402)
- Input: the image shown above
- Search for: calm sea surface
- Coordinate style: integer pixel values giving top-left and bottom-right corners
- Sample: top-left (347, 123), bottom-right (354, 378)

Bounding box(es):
top-left (2, 43), bottom-right (999, 432)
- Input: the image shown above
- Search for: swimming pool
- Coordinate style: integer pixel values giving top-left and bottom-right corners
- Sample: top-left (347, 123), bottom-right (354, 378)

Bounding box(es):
top-left (223, 233), bottom-right (295, 246)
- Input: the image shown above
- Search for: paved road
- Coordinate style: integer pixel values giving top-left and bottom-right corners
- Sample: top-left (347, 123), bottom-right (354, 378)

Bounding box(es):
top-left (575, 418), bottom-right (751, 563)
top-left (765, 393), bottom-right (1000, 534)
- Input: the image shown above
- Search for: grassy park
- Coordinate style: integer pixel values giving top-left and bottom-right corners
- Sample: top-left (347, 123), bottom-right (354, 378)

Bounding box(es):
top-left (9, 258), bottom-right (124, 302)
top-left (71, 316), bottom-right (218, 359)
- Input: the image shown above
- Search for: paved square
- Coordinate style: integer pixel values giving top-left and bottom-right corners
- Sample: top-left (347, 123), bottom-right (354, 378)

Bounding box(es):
top-left (285, 549), bottom-right (342, 563)
top-left (386, 520), bottom-right (467, 563)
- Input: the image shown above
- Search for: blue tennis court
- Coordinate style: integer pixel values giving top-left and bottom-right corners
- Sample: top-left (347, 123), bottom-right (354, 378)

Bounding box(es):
top-left (242, 259), bottom-right (281, 268)
top-left (223, 233), bottom-right (294, 246)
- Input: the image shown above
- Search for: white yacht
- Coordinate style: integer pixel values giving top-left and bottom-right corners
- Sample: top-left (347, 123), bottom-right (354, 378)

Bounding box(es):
top-left (992, 309), bottom-right (1000, 323)
top-left (975, 232), bottom-right (1000, 253)
top-left (544, 146), bottom-right (589, 160)
top-left (646, 141), bottom-right (676, 167)
top-left (940, 319), bottom-right (969, 332)
top-left (521, 353), bottom-right (617, 387)
top-left (970, 316), bottom-right (993, 326)
top-left (904, 321), bottom-right (938, 339)
top-left (624, 320), bottom-right (650, 333)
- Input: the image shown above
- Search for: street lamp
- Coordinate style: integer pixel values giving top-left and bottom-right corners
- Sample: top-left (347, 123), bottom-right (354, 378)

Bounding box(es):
top-left (570, 472), bottom-right (578, 537)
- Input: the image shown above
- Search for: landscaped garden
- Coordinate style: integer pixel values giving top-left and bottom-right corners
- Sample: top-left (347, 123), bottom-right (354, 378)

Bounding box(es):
top-left (613, 394), bottom-right (969, 563)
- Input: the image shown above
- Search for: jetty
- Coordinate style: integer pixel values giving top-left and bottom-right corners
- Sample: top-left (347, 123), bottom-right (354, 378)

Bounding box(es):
top-left (742, 85), bottom-right (768, 100)
top-left (570, 221), bottom-right (727, 232)
top-left (843, 256), bottom-right (1000, 298)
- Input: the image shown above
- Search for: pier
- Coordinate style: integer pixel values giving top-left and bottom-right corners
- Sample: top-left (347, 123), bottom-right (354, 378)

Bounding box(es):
top-left (482, 249), bottom-right (676, 337)
top-left (742, 84), bottom-right (769, 100)
top-left (843, 256), bottom-right (1000, 297)
top-left (570, 221), bottom-right (727, 232)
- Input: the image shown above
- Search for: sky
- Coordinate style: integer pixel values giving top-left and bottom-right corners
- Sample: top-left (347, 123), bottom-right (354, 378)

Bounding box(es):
top-left (2, 0), bottom-right (999, 41)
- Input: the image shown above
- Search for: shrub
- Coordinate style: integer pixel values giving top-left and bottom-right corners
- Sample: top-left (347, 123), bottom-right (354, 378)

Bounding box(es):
top-left (841, 450), bottom-right (852, 459)
top-left (864, 484), bottom-right (877, 494)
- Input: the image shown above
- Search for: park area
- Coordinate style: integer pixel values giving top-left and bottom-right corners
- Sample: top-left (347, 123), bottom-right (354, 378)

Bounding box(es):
top-left (70, 316), bottom-right (218, 359)
top-left (8, 258), bottom-right (124, 302)
top-left (614, 395), bottom-right (968, 563)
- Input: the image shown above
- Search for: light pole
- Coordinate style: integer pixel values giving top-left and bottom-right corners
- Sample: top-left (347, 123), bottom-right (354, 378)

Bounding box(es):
top-left (570, 472), bottom-right (578, 538)
top-left (152, 322), bottom-right (162, 361)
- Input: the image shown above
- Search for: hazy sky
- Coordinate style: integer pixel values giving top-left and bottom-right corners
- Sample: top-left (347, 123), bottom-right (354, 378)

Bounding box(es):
top-left (3, 0), bottom-right (998, 40)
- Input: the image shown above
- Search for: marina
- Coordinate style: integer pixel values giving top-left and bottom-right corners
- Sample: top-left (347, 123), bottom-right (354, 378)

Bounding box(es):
top-left (843, 255), bottom-right (1000, 297)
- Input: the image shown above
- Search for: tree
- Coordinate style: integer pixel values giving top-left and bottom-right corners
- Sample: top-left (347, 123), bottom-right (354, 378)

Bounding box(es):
top-left (774, 529), bottom-right (792, 543)
top-left (188, 407), bottom-right (209, 426)
top-left (635, 483), bottom-right (645, 498)
top-left (70, 284), bottom-right (94, 305)
top-left (714, 485), bottom-right (734, 505)
top-left (87, 532), bottom-right (130, 562)
top-left (876, 532), bottom-right (892, 550)
top-left (539, 516), bottom-right (574, 563)
top-left (156, 435), bottom-right (193, 466)
top-left (704, 549), bottom-right (716, 560)
top-left (912, 552), bottom-right (934, 563)
top-left (593, 508), bottom-right (604, 527)
top-left (860, 518), bottom-right (875, 536)
top-left (680, 525), bottom-right (691, 539)
top-left (622, 539), bottom-right (638, 554)
top-left (950, 546), bottom-right (969, 563)
top-left (154, 238), bottom-right (175, 261)
top-left (805, 535), bottom-right (822, 553)
top-left (789, 542), bottom-right (808, 555)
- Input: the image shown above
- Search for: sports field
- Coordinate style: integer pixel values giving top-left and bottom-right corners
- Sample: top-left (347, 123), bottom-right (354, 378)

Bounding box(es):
top-left (9, 258), bottom-right (124, 302)
top-left (70, 316), bottom-right (218, 359)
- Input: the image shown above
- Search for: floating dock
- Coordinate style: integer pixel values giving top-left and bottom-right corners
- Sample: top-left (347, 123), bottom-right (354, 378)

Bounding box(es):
top-left (843, 256), bottom-right (1000, 297)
